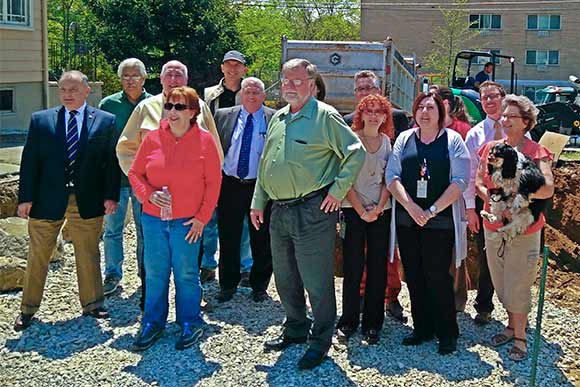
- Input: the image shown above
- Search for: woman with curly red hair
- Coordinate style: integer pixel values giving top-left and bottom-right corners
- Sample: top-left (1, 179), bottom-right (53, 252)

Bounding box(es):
top-left (337, 94), bottom-right (393, 344)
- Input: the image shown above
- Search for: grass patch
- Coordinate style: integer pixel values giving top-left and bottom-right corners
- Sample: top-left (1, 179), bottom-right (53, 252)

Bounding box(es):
top-left (561, 151), bottom-right (580, 161)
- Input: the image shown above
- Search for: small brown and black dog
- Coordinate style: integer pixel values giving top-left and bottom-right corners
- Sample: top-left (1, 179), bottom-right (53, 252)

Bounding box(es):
top-left (480, 142), bottom-right (546, 242)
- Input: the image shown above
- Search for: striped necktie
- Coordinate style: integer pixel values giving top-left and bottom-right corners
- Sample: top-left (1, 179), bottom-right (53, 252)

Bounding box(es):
top-left (237, 113), bottom-right (253, 179)
top-left (66, 110), bottom-right (79, 184)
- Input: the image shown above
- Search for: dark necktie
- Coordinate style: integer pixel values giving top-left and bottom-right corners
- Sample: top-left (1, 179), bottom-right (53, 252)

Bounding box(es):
top-left (66, 110), bottom-right (79, 183)
top-left (237, 113), bottom-right (253, 179)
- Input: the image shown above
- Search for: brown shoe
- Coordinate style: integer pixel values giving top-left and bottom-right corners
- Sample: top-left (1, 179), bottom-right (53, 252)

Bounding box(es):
top-left (82, 307), bottom-right (110, 319)
top-left (14, 313), bottom-right (34, 332)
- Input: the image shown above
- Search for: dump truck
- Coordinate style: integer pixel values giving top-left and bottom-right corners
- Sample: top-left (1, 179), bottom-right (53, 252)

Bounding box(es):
top-left (281, 37), bottom-right (418, 115)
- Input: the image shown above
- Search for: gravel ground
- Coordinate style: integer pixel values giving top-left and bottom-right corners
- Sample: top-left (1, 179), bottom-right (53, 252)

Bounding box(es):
top-left (0, 222), bottom-right (578, 387)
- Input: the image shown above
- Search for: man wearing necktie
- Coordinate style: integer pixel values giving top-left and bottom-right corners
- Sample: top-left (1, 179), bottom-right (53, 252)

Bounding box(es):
top-left (213, 77), bottom-right (276, 303)
top-left (463, 80), bottom-right (507, 326)
top-left (14, 71), bottom-right (120, 331)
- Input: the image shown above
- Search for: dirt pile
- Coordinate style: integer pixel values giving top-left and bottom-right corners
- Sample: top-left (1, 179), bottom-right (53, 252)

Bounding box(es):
top-left (545, 161), bottom-right (580, 271)
top-left (0, 176), bottom-right (18, 218)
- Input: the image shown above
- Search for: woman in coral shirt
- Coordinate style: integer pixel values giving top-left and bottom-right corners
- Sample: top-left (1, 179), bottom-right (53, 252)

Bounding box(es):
top-left (129, 86), bottom-right (222, 351)
top-left (476, 94), bottom-right (554, 362)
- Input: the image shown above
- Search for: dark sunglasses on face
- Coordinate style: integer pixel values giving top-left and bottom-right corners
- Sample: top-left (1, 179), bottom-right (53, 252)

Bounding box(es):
top-left (164, 102), bottom-right (188, 111)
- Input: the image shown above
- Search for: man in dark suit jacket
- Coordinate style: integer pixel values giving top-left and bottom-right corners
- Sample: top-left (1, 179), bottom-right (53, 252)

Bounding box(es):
top-left (14, 70), bottom-right (120, 331)
top-left (342, 70), bottom-right (409, 138)
top-left (213, 77), bottom-right (276, 303)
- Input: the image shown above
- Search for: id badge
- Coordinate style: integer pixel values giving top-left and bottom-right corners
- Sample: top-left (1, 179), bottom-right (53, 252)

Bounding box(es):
top-left (416, 179), bottom-right (428, 198)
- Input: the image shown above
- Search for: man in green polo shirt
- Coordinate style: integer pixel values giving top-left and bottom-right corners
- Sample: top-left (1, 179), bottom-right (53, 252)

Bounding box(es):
top-left (98, 58), bottom-right (152, 302)
top-left (250, 58), bottom-right (364, 370)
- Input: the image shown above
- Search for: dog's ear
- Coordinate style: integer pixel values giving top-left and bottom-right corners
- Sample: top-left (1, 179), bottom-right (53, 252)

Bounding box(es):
top-left (501, 147), bottom-right (518, 179)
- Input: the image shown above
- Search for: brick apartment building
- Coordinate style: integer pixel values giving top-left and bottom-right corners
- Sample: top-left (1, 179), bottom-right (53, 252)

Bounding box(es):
top-left (361, 0), bottom-right (580, 102)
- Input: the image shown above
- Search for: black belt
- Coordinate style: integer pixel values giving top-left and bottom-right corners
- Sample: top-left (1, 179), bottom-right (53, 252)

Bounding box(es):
top-left (273, 185), bottom-right (329, 208)
top-left (222, 173), bottom-right (256, 185)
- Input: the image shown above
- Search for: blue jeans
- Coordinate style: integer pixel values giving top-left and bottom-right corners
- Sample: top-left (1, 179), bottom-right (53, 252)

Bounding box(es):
top-left (201, 211), bottom-right (253, 273)
top-left (103, 187), bottom-right (144, 280)
top-left (141, 213), bottom-right (203, 328)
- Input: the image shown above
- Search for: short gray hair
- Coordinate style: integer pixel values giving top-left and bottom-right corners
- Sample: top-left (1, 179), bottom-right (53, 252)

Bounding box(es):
top-left (59, 70), bottom-right (89, 87)
top-left (502, 94), bottom-right (539, 132)
top-left (241, 77), bottom-right (265, 92)
top-left (161, 60), bottom-right (188, 79)
top-left (117, 58), bottom-right (147, 78)
top-left (354, 70), bottom-right (381, 89)
top-left (282, 58), bottom-right (318, 78)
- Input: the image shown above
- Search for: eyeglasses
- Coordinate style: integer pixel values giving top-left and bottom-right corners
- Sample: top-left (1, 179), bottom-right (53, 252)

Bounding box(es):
top-left (121, 75), bottom-right (142, 82)
top-left (280, 78), bottom-right (312, 87)
top-left (164, 102), bottom-right (189, 111)
top-left (501, 114), bottom-right (523, 120)
top-left (363, 109), bottom-right (386, 115)
top-left (481, 93), bottom-right (502, 101)
top-left (417, 105), bottom-right (436, 111)
top-left (355, 86), bottom-right (377, 93)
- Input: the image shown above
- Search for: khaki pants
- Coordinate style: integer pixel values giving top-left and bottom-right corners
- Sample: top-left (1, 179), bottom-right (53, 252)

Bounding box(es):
top-left (484, 229), bottom-right (541, 314)
top-left (21, 195), bottom-right (104, 315)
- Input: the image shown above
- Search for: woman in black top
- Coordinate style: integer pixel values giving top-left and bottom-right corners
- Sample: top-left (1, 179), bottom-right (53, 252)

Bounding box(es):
top-left (386, 92), bottom-right (470, 355)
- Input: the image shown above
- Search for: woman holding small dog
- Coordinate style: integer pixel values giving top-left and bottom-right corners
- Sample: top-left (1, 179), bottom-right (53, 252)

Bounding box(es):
top-left (386, 92), bottom-right (470, 355)
top-left (475, 94), bottom-right (554, 361)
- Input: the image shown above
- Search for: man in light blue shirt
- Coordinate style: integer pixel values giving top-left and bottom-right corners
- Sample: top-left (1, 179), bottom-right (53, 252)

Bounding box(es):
top-left (213, 77), bottom-right (276, 303)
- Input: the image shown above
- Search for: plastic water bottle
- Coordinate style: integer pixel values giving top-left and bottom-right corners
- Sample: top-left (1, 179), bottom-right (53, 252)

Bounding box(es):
top-left (160, 186), bottom-right (172, 221)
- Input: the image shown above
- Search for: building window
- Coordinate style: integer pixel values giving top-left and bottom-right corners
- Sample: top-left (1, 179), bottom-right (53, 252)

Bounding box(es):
top-left (0, 0), bottom-right (31, 27)
top-left (469, 14), bottom-right (502, 29)
top-left (472, 49), bottom-right (502, 65)
top-left (527, 15), bottom-right (561, 30)
top-left (0, 89), bottom-right (14, 112)
top-left (525, 50), bottom-right (560, 65)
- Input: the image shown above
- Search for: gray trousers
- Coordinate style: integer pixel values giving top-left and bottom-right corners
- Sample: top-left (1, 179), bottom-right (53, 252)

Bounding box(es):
top-left (269, 194), bottom-right (337, 352)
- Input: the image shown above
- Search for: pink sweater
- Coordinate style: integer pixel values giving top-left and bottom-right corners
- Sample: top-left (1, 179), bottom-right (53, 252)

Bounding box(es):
top-left (129, 119), bottom-right (222, 224)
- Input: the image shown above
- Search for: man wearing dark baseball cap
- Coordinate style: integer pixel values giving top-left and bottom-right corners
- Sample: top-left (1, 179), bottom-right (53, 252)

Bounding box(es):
top-left (204, 50), bottom-right (248, 113)
top-left (200, 50), bottom-right (252, 293)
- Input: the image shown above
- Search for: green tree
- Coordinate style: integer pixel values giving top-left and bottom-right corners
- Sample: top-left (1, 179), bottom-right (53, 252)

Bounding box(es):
top-left (86, 0), bottom-right (242, 91)
top-left (424, 0), bottom-right (481, 81)
top-left (48, 0), bottom-right (120, 94)
top-left (236, 0), bottom-right (360, 85)
top-left (285, 0), bottom-right (359, 40)
top-left (236, 4), bottom-right (294, 85)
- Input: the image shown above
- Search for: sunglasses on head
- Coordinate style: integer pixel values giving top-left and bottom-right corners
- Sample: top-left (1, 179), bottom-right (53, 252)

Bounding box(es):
top-left (164, 102), bottom-right (189, 111)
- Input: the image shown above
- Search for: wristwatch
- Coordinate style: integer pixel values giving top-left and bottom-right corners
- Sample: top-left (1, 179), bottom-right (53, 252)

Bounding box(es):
top-left (429, 204), bottom-right (438, 217)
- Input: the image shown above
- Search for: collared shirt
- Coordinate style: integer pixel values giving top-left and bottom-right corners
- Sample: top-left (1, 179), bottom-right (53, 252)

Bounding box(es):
top-left (223, 106), bottom-right (267, 179)
top-left (463, 116), bottom-right (503, 209)
top-left (65, 102), bottom-right (87, 139)
top-left (100, 89), bottom-right (152, 186)
top-left (251, 96), bottom-right (365, 210)
top-left (99, 89), bottom-right (152, 133)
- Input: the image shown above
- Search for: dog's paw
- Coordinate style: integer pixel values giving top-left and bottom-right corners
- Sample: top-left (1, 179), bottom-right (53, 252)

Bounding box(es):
top-left (480, 210), bottom-right (498, 223)
top-left (498, 226), bottom-right (516, 244)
